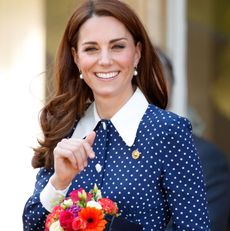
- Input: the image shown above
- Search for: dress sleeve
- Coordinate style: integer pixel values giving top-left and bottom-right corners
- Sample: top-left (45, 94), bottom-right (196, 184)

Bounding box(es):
top-left (162, 116), bottom-right (210, 230)
top-left (22, 167), bottom-right (54, 231)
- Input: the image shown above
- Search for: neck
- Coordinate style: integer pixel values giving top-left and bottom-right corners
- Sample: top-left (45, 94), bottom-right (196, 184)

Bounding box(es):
top-left (94, 88), bottom-right (135, 119)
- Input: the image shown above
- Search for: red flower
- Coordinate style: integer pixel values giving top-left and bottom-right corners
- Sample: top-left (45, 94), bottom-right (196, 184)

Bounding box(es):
top-left (59, 210), bottom-right (75, 231)
top-left (45, 185), bottom-right (119, 231)
top-left (70, 189), bottom-right (85, 203)
top-left (72, 217), bottom-right (87, 230)
top-left (99, 198), bottom-right (119, 216)
top-left (78, 207), bottom-right (107, 231)
top-left (45, 205), bottom-right (64, 230)
top-left (70, 189), bottom-right (92, 203)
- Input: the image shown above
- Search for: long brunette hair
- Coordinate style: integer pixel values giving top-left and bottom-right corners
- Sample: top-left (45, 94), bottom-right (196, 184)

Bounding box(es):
top-left (32, 0), bottom-right (168, 169)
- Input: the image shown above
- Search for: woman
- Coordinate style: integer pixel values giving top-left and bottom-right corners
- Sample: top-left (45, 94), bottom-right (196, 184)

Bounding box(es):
top-left (23, 0), bottom-right (210, 230)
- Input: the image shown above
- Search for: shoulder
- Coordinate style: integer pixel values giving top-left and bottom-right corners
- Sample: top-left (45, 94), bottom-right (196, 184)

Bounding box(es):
top-left (143, 104), bottom-right (192, 133)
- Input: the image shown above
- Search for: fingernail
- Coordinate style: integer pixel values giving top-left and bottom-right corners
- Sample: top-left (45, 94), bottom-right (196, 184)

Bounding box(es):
top-left (90, 153), bottom-right (95, 159)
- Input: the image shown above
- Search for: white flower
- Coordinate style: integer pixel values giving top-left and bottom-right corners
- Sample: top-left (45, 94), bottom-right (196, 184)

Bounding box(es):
top-left (62, 198), bottom-right (73, 209)
top-left (95, 189), bottom-right (102, 200)
top-left (86, 200), bottom-right (102, 210)
top-left (93, 184), bottom-right (102, 200)
top-left (49, 220), bottom-right (64, 231)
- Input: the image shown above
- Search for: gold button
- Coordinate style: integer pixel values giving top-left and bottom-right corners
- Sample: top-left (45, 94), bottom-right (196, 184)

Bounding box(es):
top-left (132, 149), bottom-right (141, 160)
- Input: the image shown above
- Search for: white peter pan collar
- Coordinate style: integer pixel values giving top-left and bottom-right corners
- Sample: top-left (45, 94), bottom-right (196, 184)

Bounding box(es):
top-left (71, 88), bottom-right (149, 147)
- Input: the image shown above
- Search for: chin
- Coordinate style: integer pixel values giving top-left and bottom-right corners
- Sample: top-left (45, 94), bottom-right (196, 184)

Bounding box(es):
top-left (93, 88), bottom-right (118, 98)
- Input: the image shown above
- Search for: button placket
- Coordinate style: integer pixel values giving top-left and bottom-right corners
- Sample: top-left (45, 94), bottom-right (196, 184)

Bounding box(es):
top-left (94, 120), bottom-right (108, 180)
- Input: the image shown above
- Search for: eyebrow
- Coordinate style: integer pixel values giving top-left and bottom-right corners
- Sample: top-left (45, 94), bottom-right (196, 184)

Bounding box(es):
top-left (81, 37), bottom-right (128, 46)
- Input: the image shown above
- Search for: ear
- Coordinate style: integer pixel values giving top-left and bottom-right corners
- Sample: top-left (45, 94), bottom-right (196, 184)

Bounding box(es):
top-left (71, 47), bottom-right (80, 67)
top-left (134, 42), bottom-right (142, 67)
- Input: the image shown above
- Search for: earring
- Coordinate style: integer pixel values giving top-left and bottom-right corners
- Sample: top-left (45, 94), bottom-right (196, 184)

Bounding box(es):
top-left (133, 67), bottom-right (138, 76)
top-left (79, 72), bottom-right (83, 79)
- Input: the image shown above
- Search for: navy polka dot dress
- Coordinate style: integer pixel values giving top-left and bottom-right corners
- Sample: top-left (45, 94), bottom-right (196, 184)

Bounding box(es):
top-left (23, 104), bottom-right (210, 230)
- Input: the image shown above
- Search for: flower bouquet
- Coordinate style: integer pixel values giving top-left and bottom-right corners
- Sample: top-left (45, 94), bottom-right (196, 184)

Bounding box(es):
top-left (45, 184), bottom-right (119, 231)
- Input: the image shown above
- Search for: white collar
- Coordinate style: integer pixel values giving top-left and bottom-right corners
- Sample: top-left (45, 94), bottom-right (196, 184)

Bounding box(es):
top-left (71, 88), bottom-right (149, 146)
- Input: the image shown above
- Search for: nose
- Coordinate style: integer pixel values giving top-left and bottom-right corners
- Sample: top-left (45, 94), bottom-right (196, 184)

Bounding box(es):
top-left (98, 49), bottom-right (112, 66)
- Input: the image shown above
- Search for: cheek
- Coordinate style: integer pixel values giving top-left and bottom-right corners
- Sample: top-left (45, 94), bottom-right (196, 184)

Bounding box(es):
top-left (77, 54), bottom-right (96, 72)
top-left (115, 52), bottom-right (136, 69)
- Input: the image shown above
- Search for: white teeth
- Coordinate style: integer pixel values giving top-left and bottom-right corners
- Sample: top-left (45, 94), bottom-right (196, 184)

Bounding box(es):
top-left (96, 72), bottom-right (118, 79)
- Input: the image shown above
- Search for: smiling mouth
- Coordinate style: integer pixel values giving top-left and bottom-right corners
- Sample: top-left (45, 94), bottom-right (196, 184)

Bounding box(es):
top-left (95, 71), bottom-right (119, 79)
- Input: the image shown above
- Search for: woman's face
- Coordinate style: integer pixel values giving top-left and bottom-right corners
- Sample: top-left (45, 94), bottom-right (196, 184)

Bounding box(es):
top-left (72, 16), bottom-right (141, 102)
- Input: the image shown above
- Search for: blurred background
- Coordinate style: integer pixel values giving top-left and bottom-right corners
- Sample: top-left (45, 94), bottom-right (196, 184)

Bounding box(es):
top-left (0, 0), bottom-right (230, 229)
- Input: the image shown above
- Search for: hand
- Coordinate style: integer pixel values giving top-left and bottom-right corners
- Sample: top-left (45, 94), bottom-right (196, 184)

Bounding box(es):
top-left (51, 131), bottom-right (96, 190)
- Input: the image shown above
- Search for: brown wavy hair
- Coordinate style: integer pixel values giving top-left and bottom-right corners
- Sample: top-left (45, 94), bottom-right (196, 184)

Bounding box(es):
top-left (32, 0), bottom-right (168, 169)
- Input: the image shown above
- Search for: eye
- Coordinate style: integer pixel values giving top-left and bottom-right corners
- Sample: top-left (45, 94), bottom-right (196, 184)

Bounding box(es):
top-left (112, 44), bottom-right (125, 49)
top-left (84, 47), bottom-right (98, 52)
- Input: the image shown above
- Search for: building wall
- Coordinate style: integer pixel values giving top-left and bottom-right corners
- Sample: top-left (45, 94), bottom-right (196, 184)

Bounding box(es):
top-left (187, 0), bottom-right (230, 158)
top-left (0, 0), bottom-right (45, 229)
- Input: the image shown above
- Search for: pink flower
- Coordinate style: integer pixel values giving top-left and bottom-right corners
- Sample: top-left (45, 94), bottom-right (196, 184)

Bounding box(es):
top-left (59, 210), bottom-right (74, 231)
top-left (70, 189), bottom-right (92, 204)
top-left (45, 184), bottom-right (119, 231)
top-left (98, 198), bottom-right (119, 216)
top-left (45, 205), bottom-right (64, 230)
top-left (70, 189), bottom-right (85, 203)
top-left (72, 217), bottom-right (87, 230)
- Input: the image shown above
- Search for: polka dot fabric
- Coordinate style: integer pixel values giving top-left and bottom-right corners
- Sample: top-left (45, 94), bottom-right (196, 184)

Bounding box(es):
top-left (23, 104), bottom-right (210, 230)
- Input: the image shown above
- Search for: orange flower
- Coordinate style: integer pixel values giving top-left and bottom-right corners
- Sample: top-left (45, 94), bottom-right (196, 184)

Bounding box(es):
top-left (45, 205), bottom-right (64, 230)
top-left (78, 207), bottom-right (107, 231)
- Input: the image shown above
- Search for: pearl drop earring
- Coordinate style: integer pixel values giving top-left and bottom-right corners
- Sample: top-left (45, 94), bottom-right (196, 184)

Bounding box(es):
top-left (79, 72), bottom-right (83, 79)
top-left (134, 68), bottom-right (138, 76)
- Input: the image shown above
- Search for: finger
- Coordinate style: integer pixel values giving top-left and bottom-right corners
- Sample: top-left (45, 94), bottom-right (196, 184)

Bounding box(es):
top-left (54, 145), bottom-right (78, 169)
top-left (54, 139), bottom-right (82, 169)
top-left (60, 136), bottom-right (95, 167)
top-left (72, 143), bottom-right (87, 171)
top-left (85, 131), bottom-right (96, 146)
top-left (62, 138), bottom-right (90, 168)
top-left (82, 141), bottom-right (95, 159)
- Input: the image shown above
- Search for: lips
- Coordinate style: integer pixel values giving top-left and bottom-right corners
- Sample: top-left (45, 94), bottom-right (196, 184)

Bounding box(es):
top-left (95, 71), bottom-right (119, 79)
